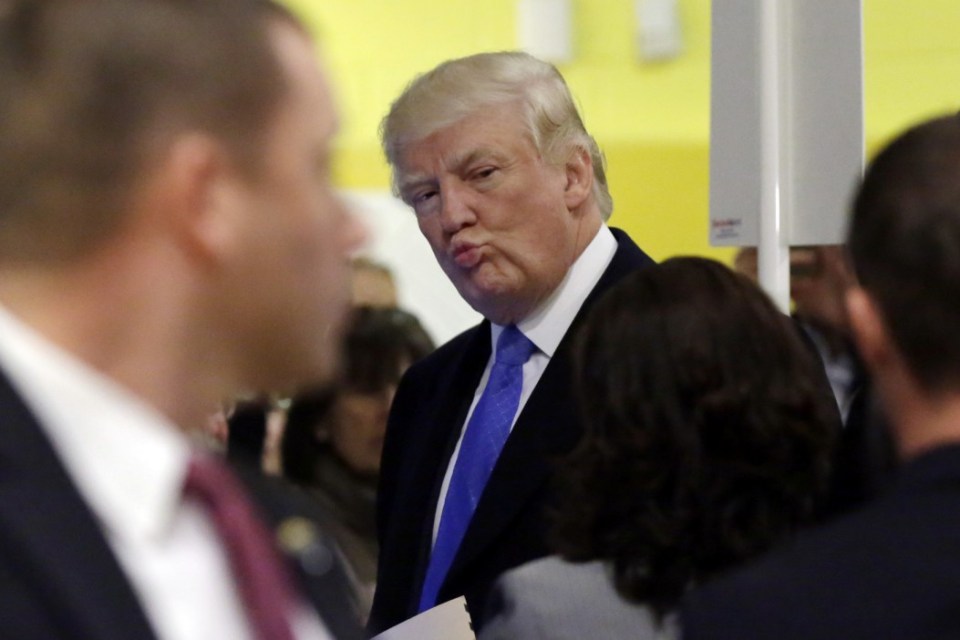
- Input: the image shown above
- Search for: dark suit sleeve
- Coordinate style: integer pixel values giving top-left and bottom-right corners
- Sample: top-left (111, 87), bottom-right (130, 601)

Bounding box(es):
top-left (232, 462), bottom-right (366, 640)
top-left (375, 365), bottom-right (426, 548)
top-left (369, 356), bottom-right (446, 634)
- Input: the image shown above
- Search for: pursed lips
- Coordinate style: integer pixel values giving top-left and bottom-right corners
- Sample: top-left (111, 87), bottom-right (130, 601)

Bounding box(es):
top-left (450, 240), bottom-right (483, 268)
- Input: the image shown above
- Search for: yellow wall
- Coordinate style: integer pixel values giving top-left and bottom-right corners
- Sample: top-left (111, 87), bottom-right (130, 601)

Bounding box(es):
top-left (282, 0), bottom-right (960, 262)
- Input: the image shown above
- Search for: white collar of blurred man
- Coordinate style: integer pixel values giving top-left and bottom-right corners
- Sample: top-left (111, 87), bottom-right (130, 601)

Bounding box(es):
top-left (0, 302), bottom-right (190, 540)
top-left (0, 16), bottom-right (366, 433)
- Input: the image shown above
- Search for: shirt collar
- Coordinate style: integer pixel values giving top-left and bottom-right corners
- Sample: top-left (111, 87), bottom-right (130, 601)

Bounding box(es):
top-left (0, 303), bottom-right (192, 543)
top-left (492, 224), bottom-right (617, 356)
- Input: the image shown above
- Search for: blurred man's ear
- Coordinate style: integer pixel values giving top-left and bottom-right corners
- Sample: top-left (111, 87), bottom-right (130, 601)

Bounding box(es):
top-left (154, 133), bottom-right (243, 268)
top-left (563, 146), bottom-right (593, 210)
top-left (846, 286), bottom-right (893, 375)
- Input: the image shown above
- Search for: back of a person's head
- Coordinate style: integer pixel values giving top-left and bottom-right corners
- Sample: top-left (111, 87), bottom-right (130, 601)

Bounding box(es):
top-left (341, 306), bottom-right (435, 393)
top-left (849, 113), bottom-right (960, 393)
top-left (0, 0), bottom-right (294, 264)
top-left (379, 50), bottom-right (612, 218)
top-left (282, 306), bottom-right (435, 484)
top-left (351, 257), bottom-right (399, 308)
top-left (553, 257), bottom-right (836, 618)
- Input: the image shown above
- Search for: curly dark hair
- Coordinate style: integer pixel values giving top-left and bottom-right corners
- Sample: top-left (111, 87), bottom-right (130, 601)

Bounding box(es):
top-left (551, 257), bottom-right (836, 619)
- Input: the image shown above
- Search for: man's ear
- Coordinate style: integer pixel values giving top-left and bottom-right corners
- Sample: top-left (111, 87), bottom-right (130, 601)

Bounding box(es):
top-left (152, 134), bottom-right (245, 267)
top-left (563, 146), bottom-right (593, 210)
top-left (846, 286), bottom-right (894, 375)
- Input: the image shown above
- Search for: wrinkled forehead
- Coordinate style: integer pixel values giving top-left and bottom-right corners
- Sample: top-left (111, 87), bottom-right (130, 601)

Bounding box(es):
top-left (387, 92), bottom-right (530, 156)
top-left (390, 103), bottom-right (533, 186)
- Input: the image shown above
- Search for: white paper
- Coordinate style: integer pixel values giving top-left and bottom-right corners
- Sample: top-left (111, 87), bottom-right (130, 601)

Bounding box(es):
top-left (371, 597), bottom-right (475, 640)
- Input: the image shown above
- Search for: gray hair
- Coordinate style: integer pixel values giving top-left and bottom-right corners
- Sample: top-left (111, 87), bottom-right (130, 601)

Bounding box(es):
top-left (380, 51), bottom-right (613, 220)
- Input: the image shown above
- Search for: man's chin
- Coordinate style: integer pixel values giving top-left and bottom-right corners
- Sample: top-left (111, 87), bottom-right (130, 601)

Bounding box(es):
top-left (461, 285), bottom-right (529, 324)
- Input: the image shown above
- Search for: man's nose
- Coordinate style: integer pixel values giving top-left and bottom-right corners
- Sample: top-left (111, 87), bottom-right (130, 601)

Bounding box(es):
top-left (439, 183), bottom-right (476, 233)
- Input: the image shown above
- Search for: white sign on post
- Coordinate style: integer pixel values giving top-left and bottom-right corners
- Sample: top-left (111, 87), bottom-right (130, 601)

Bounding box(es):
top-left (709, 0), bottom-right (864, 308)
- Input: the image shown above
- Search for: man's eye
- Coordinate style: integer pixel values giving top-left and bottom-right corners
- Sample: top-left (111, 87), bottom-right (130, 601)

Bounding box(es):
top-left (413, 190), bottom-right (438, 204)
top-left (473, 167), bottom-right (497, 180)
top-left (410, 190), bottom-right (440, 216)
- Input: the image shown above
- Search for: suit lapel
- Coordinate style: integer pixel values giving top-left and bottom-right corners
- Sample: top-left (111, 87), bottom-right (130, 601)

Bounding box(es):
top-left (0, 371), bottom-right (158, 640)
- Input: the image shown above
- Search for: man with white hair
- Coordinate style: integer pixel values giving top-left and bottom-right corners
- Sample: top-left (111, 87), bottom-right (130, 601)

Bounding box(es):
top-left (0, 1), bottom-right (366, 637)
top-left (370, 51), bottom-right (655, 633)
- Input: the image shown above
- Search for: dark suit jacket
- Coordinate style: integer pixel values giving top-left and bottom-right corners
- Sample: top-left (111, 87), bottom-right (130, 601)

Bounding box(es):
top-left (681, 444), bottom-right (960, 640)
top-left (822, 374), bottom-right (898, 518)
top-left (369, 229), bottom-right (654, 633)
top-left (0, 367), bottom-right (363, 640)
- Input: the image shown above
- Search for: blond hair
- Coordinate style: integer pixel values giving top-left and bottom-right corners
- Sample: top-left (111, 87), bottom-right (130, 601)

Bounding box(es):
top-left (380, 51), bottom-right (612, 220)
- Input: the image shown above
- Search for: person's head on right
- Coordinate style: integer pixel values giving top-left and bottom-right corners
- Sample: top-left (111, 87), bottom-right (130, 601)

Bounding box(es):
top-left (846, 113), bottom-right (960, 400)
top-left (283, 306), bottom-right (435, 480)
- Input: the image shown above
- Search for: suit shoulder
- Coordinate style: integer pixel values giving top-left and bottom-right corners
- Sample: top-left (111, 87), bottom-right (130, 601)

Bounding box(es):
top-left (417, 324), bottom-right (484, 366)
top-left (398, 323), bottom-right (485, 387)
top-left (609, 227), bottom-right (656, 268)
top-left (681, 500), bottom-right (903, 639)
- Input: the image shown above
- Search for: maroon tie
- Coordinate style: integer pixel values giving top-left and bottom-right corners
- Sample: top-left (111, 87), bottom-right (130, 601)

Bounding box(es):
top-left (183, 455), bottom-right (297, 640)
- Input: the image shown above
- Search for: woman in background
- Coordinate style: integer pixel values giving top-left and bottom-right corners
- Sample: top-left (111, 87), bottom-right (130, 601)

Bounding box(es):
top-left (282, 306), bottom-right (434, 622)
top-left (480, 257), bottom-right (837, 639)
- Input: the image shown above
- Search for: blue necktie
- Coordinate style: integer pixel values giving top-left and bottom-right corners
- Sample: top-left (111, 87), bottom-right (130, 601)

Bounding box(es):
top-left (418, 325), bottom-right (536, 611)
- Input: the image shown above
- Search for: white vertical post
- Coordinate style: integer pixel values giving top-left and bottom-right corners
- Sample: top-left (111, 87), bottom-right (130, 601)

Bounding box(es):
top-left (757, 0), bottom-right (790, 312)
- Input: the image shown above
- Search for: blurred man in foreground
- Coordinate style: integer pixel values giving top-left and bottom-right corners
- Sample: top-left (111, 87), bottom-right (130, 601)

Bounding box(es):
top-left (0, 0), bottom-right (364, 637)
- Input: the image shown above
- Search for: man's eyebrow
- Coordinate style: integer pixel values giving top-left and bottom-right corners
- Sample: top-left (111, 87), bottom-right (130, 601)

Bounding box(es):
top-left (397, 147), bottom-right (509, 197)
top-left (452, 147), bottom-right (506, 172)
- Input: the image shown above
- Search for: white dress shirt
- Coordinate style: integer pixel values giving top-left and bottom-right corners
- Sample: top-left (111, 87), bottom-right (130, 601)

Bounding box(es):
top-left (0, 304), bottom-right (332, 640)
top-left (433, 224), bottom-right (618, 540)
